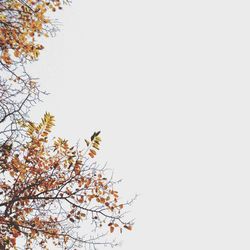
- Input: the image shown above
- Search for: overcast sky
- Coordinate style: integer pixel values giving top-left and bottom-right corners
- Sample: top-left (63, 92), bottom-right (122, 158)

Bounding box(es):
top-left (30, 1), bottom-right (250, 249)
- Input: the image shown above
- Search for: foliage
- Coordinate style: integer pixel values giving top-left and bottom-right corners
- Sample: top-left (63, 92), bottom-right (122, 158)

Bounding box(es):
top-left (0, 113), bottom-right (133, 249)
top-left (0, 1), bottom-right (134, 249)
top-left (0, 0), bottom-right (66, 145)
top-left (0, 0), bottom-right (65, 67)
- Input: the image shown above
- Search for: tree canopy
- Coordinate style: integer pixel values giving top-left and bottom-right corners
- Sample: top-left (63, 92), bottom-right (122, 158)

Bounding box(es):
top-left (0, 1), bottom-right (133, 249)
top-left (0, 113), bottom-right (133, 249)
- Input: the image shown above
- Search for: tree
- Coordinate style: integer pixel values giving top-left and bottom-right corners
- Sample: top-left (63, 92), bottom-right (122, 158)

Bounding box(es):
top-left (0, 0), bottom-right (134, 249)
top-left (0, 113), bottom-right (133, 249)
top-left (0, 0), bottom-right (62, 68)
top-left (0, 0), bottom-right (66, 146)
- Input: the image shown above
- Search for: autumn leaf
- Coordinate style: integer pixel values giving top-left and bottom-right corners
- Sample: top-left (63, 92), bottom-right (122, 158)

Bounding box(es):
top-left (110, 226), bottom-right (115, 233)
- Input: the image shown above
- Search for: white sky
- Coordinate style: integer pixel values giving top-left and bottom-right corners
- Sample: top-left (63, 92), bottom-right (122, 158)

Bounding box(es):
top-left (30, 0), bottom-right (250, 249)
